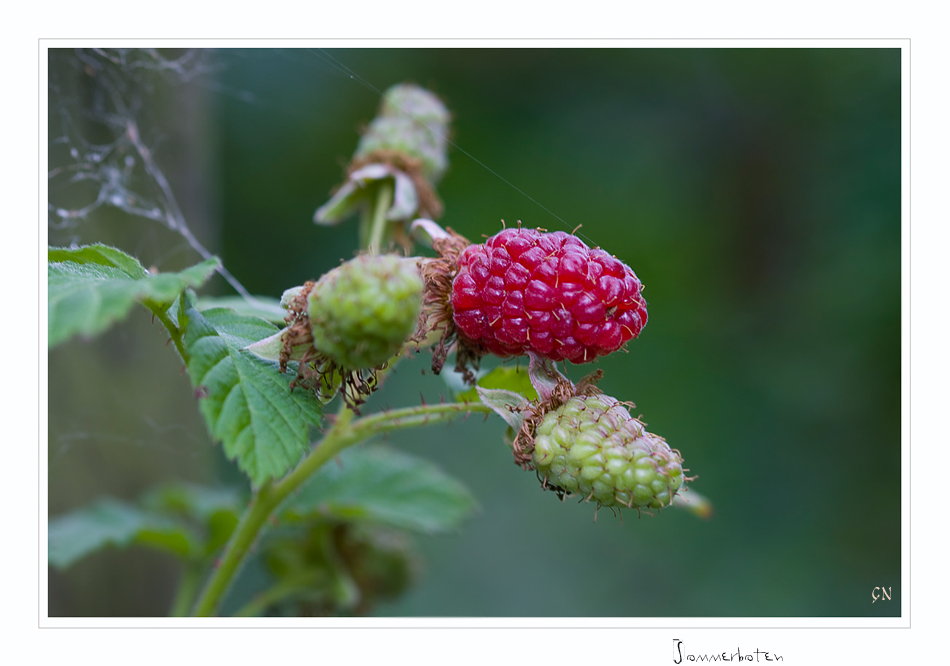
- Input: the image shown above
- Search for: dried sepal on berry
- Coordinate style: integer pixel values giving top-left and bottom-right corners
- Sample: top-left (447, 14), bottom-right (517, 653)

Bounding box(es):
top-left (413, 224), bottom-right (480, 380)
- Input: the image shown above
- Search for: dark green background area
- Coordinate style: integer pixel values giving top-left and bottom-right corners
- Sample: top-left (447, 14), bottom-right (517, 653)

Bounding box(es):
top-left (47, 48), bottom-right (901, 617)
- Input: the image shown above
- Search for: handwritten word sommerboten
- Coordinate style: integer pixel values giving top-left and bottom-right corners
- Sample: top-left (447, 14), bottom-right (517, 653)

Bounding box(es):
top-left (673, 640), bottom-right (784, 663)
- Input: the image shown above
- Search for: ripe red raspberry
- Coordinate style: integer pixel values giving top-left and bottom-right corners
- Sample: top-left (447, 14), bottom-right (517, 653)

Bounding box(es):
top-left (450, 228), bottom-right (647, 363)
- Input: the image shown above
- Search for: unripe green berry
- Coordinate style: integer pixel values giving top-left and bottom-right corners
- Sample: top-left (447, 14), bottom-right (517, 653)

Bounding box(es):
top-left (380, 83), bottom-right (451, 126)
top-left (315, 84), bottom-right (450, 227)
top-left (354, 84), bottom-right (450, 183)
top-left (532, 395), bottom-right (684, 509)
top-left (308, 255), bottom-right (423, 369)
top-left (355, 117), bottom-right (448, 183)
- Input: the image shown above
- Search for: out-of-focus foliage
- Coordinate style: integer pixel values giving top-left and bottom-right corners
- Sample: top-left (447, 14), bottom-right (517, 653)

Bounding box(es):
top-left (284, 445), bottom-right (478, 535)
top-left (47, 445), bottom-right (475, 616)
top-left (48, 48), bottom-right (900, 617)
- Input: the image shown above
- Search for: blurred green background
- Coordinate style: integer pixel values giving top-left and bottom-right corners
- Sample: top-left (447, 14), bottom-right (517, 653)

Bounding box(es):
top-left (47, 47), bottom-right (901, 616)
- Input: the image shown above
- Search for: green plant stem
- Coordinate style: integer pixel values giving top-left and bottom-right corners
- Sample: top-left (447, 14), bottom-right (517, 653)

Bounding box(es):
top-left (190, 480), bottom-right (277, 617)
top-left (150, 303), bottom-right (189, 363)
top-left (358, 204), bottom-right (372, 250)
top-left (189, 400), bottom-right (490, 616)
top-left (169, 562), bottom-right (203, 617)
top-left (366, 180), bottom-right (394, 255)
top-left (232, 572), bottom-right (326, 617)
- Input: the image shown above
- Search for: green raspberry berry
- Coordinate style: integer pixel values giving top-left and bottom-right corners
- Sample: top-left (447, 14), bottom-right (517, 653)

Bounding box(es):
top-left (354, 84), bottom-right (450, 184)
top-left (531, 394), bottom-right (684, 510)
top-left (315, 83), bottom-right (450, 228)
top-left (379, 83), bottom-right (451, 126)
top-left (355, 116), bottom-right (448, 183)
top-left (307, 255), bottom-right (423, 369)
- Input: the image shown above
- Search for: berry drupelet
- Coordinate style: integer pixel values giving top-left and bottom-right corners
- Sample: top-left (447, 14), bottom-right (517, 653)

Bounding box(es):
top-left (530, 394), bottom-right (684, 510)
top-left (450, 228), bottom-right (648, 364)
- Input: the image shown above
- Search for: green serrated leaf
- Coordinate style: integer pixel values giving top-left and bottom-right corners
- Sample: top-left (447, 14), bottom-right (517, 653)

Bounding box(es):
top-left (48, 498), bottom-right (197, 569)
top-left (241, 331), bottom-right (341, 405)
top-left (48, 243), bottom-right (149, 277)
top-left (48, 244), bottom-right (219, 348)
top-left (284, 445), bottom-right (477, 534)
top-left (183, 305), bottom-right (324, 486)
top-left (456, 365), bottom-right (538, 403)
top-left (196, 295), bottom-right (287, 325)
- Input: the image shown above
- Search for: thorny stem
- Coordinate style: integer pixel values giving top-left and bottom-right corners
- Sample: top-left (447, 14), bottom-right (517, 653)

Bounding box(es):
top-left (190, 479), bottom-right (278, 617)
top-left (150, 303), bottom-right (188, 362)
top-left (189, 400), bottom-right (491, 616)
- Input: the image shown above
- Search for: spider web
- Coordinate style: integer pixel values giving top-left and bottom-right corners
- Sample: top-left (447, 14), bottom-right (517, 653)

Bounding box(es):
top-left (47, 47), bottom-right (252, 298)
top-left (46, 49), bottom-right (264, 512)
